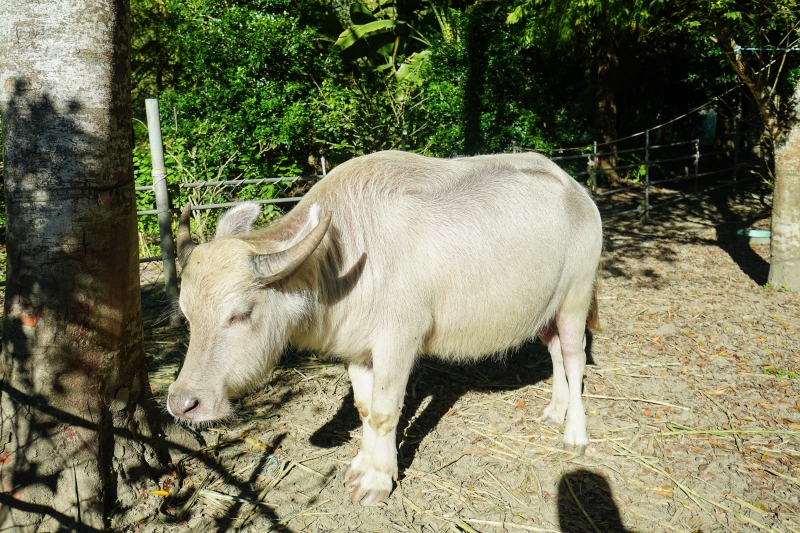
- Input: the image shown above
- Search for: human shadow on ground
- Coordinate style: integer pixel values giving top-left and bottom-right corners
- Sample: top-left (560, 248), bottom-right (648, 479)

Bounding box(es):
top-left (309, 336), bottom-right (597, 477)
top-left (558, 469), bottom-right (638, 533)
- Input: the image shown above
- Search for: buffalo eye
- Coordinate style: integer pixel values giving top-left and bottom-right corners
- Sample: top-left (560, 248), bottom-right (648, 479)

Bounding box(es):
top-left (227, 310), bottom-right (252, 327)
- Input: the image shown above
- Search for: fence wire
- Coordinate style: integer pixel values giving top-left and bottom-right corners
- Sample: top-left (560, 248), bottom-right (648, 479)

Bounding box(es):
top-left (130, 130), bottom-right (759, 327)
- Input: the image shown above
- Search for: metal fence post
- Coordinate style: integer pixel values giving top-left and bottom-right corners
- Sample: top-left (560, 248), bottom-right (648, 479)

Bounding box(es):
top-left (320, 155), bottom-right (327, 177)
top-left (145, 98), bottom-right (181, 327)
top-left (641, 129), bottom-right (650, 225)
top-left (694, 139), bottom-right (700, 193)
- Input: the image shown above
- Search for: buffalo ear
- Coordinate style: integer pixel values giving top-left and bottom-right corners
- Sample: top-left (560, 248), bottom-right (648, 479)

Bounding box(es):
top-left (216, 202), bottom-right (262, 237)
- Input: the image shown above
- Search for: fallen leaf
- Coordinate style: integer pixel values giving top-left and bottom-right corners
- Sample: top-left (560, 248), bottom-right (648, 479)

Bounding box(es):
top-left (244, 437), bottom-right (269, 452)
top-left (150, 490), bottom-right (170, 497)
top-left (464, 448), bottom-right (486, 455)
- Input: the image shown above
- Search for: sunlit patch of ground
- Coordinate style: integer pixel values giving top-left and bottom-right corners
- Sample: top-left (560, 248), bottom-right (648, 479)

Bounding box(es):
top-left (132, 184), bottom-right (799, 533)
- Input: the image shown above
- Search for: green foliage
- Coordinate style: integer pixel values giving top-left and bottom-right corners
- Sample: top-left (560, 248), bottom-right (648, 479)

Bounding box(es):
top-left (333, 1), bottom-right (456, 82)
top-left (669, 0), bottom-right (800, 144)
top-left (762, 366), bottom-right (799, 379)
top-left (1, 0), bottom-right (755, 255)
top-left (508, 0), bottom-right (663, 51)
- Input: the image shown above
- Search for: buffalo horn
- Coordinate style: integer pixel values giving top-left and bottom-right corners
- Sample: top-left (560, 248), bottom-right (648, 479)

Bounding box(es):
top-left (250, 210), bottom-right (332, 284)
top-left (177, 204), bottom-right (196, 267)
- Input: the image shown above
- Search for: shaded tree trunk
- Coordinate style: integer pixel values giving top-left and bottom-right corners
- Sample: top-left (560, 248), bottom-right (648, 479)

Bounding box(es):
top-left (713, 102), bottom-right (736, 166)
top-left (462, 4), bottom-right (490, 156)
top-left (0, 0), bottom-right (184, 529)
top-left (712, 17), bottom-right (800, 290)
top-left (769, 83), bottom-right (800, 290)
top-left (594, 50), bottom-right (620, 185)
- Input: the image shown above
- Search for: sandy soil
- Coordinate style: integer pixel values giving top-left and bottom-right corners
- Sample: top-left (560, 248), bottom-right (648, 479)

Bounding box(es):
top-left (132, 183), bottom-right (799, 533)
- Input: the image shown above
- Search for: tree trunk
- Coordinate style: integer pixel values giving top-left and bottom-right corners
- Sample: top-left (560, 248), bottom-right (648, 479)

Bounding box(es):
top-left (768, 82), bottom-right (800, 290)
top-left (0, 0), bottom-right (179, 530)
top-left (711, 16), bottom-right (800, 290)
top-left (594, 50), bottom-right (621, 185)
top-left (713, 103), bottom-right (735, 167)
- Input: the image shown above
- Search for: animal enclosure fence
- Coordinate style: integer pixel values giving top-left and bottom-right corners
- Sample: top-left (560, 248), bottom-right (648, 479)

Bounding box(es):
top-left (136, 99), bottom-right (760, 315)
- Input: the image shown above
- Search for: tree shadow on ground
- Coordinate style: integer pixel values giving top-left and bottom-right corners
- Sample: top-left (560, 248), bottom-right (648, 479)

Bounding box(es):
top-left (558, 469), bottom-right (638, 533)
top-left (705, 184), bottom-right (771, 286)
top-left (310, 336), bottom-right (598, 478)
top-left (601, 180), bottom-right (772, 289)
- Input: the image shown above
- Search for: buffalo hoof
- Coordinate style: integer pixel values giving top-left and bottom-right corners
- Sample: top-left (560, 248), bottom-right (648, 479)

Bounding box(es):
top-left (351, 486), bottom-right (391, 506)
top-left (538, 415), bottom-right (563, 429)
top-left (348, 468), bottom-right (393, 506)
top-left (537, 403), bottom-right (567, 427)
top-left (344, 451), bottom-right (369, 486)
top-left (344, 454), bottom-right (394, 506)
top-left (559, 441), bottom-right (587, 455)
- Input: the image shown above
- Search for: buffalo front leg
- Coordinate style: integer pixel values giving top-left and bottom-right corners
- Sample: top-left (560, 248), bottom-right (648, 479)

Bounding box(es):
top-left (344, 347), bottom-right (413, 505)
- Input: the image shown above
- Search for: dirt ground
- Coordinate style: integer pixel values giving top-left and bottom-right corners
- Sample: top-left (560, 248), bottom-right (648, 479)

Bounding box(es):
top-left (132, 182), bottom-right (799, 533)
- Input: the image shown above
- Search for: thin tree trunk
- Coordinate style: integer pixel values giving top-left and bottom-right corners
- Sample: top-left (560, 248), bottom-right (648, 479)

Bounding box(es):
top-left (713, 103), bottom-right (736, 166)
top-left (0, 0), bottom-right (184, 530)
top-left (595, 50), bottom-right (620, 185)
top-left (768, 82), bottom-right (800, 290)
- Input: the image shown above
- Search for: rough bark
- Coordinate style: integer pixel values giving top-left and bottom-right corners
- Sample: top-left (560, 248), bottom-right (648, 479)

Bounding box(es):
top-left (594, 50), bottom-right (621, 185)
top-left (0, 0), bottom-right (185, 530)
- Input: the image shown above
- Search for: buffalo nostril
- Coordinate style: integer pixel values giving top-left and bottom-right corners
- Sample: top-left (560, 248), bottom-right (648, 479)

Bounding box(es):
top-left (168, 393), bottom-right (200, 417)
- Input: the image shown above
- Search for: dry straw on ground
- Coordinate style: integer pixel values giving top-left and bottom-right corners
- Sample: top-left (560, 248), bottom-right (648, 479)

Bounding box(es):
top-left (134, 184), bottom-right (799, 533)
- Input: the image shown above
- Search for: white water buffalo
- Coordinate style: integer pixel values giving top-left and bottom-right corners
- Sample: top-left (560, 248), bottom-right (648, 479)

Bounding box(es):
top-left (168, 150), bottom-right (602, 505)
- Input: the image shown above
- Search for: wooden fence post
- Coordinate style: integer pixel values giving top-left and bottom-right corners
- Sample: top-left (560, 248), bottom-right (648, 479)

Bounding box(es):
top-left (733, 118), bottom-right (738, 184)
top-left (145, 98), bottom-right (181, 327)
top-left (591, 141), bottom-right (598, 196)
top-left (641, 129), bottom-right (650, 225)
top-left (694, 139), bottom-right (700, 193)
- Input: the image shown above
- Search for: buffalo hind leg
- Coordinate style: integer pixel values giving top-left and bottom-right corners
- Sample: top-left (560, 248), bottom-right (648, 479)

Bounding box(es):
top-left (557, 312), bottom-right (589, 453)
top-left (537, 323), bottom-right (569, 427)
top-left (345, 339), bottom-right (415, 505)
top-left (538, 315), bottom-right (589, 453)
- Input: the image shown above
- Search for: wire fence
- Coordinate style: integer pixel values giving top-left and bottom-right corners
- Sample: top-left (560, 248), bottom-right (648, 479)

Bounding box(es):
top-left (130, 100), bottom-right (759, 325)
